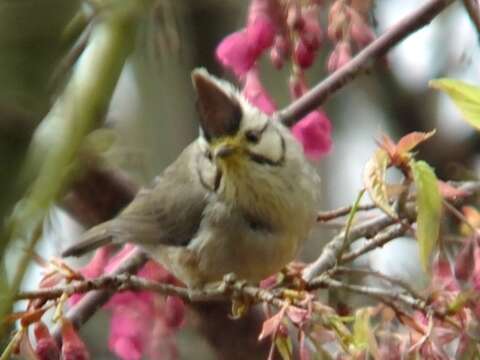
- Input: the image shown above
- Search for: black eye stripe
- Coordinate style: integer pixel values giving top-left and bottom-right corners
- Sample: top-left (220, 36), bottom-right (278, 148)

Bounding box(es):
top-left (247, 133), bottom-right (285, 167)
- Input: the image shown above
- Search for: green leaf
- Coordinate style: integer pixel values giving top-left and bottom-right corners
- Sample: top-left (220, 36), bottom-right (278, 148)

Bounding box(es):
top-left (352, 309), bottom-right (379, 358)
top-left (412, 160), bottom-right (442, 272)
top-left (363, 149), bottom-right (396, 218)
top-left (430, 78), bottom-right (480, 130)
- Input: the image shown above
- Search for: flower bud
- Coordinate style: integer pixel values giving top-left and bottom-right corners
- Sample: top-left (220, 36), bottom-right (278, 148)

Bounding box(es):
top-left (34, 322), bottom-right (60, 360)
top-left (350, 13), bottom-right (375, 48)
top-left (216, 31), bottom-right (257, 77)
top-left (288, 74), bottom-right (308, 99)
top-left (300, 7), bottom-right (323, 51)
top-left (294, 40), bottom-right (315, 69)
top-left (61, 320), bottom-right (90, 360)
top-left (287, 5), bottom-right (304, 31)
top-left (327, 42), bottom-right (351, 72)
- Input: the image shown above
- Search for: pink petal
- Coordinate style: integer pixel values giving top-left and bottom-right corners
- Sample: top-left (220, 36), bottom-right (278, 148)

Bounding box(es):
top-left (109, 337), bottom-right (142, 360)
top-left (216, 31), bottom-right (257, 77)
top-left (247, 15), bottom-right (276, 53)
top-left (292, 111), bottom-right (332, 160)
top-left (242, 69), bottom-right (277, 115)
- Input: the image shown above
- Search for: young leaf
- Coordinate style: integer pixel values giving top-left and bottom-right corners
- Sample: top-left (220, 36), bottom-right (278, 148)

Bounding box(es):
top-left (363, 149), bottom-right (396, 218)
top-left (258, 305), bottom-right (288, 341)
top-left (412, 160), bottom-right (442, 272)
top-left (352, 309), bottom-right (379, 358)
top-left (430, 78), bottom-right (480, 130)
top-left (396, 130), bottom-right (436, 154)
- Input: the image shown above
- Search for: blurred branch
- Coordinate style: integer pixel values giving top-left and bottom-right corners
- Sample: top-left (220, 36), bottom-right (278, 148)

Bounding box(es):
top-left (278, 0), bottom-right (455, 127)
top-left (0, 2), bottom-right (142, 338)
top-left (463, 0), bottom-right (480, 38)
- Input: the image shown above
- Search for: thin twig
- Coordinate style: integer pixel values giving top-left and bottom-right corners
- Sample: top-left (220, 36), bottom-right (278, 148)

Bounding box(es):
top-left (278, 0), bottom-right (455, 126)
top-left (317, 203), bottom-right (377, 222)
top-left (302, 214), bottom-right (398, 282)
top-left (313, 277), bottom-right (427, 311)
top-left (52, 247), bottom-right (148, 344)
top-left (329, 266), bottom-right (425, 301)
top-left (340, 223), bottom-right (409, 264)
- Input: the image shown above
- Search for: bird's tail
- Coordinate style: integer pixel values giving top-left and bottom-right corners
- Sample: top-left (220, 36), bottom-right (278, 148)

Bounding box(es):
top-left (62, 221), bottom-right (115, 257)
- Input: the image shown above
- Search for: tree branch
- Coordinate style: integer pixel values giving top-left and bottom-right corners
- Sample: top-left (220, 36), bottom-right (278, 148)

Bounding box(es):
top-left (52, 247), bottom-right (148, 344)
top-left (303, 181), bottom-right (480, 282)
top-left (278, 0), bottom-right (455, 126)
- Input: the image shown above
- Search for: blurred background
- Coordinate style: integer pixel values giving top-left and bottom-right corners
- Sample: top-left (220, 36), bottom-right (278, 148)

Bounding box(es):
top-left (0, 0), bottom-right (479, 358)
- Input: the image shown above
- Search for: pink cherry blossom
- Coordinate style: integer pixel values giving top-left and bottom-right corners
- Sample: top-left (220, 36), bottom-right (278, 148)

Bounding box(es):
top-left (242, 69), bottom-right (277, 115)
top-left (34, 322), bottom-right (60, 360)
top-left (67, 243), bottom-right (185, 360)
top-left (216, 31), bottom-right (257, 77)
top-left (247, 0), bottom-right (279, 49)
top-left (246, 15), bottom-right (276, 51)
top-left (292, 111), bottom-right (332, 160)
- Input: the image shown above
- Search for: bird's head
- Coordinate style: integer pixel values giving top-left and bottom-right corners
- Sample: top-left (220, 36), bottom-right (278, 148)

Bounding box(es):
top-left (191, 68), bottom-right (317, 215)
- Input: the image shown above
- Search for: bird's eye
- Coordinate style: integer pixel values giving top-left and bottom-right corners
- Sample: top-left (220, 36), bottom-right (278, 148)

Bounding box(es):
top-left (245, 130), bottom-right (260, 144)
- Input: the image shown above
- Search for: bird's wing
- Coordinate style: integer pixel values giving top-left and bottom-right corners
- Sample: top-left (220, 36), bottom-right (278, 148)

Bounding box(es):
top-left (63, 142), bottom-right (210, 257)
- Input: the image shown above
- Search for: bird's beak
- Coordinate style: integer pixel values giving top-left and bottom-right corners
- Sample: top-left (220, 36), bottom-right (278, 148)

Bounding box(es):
top-left (214, 143), bottom-right (236, 159)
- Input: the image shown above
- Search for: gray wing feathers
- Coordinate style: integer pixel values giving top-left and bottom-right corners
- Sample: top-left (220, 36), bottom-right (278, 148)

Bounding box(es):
top-left (62, 142), bottom-right (208, 257)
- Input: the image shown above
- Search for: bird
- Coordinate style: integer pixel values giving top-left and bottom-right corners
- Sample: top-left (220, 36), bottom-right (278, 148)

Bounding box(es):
top-left (62, 68), bottom-right (320, 288)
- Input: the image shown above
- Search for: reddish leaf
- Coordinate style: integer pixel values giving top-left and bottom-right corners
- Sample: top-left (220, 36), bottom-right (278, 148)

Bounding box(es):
top-left (396, 130), bottom-right (436, 154)
top-left (259, 304), bottom-right (288, 341)
top-left (286, 306), bottom-right (308, 325)
top-left (377, 133), bottom-right (397, 159)
top-left (5, 307), bottom-right (49, 327)
top-left (454, 239), bottom-right (475, 282)
top-left (432, 255), bottom-right (459, 292)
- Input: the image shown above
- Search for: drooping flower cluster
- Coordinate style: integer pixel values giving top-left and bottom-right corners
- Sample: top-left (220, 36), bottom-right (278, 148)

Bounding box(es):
top-left (216, 0), bottom-right (375, 160)
top-left (73, 245), bottom-right (185, 360)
